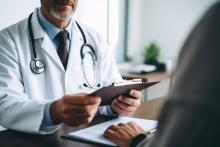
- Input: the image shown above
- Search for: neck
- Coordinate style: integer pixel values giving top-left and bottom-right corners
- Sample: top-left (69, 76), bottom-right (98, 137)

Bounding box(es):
top-left (41, 7), bottom-right (70, 29)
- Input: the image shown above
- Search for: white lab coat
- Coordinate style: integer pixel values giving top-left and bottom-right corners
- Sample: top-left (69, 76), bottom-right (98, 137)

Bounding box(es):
top-left (0, 9), bottom-right (121, 134)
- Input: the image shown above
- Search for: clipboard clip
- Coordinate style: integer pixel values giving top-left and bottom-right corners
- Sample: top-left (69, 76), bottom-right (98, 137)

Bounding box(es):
top-left (113, 79), bottom-right (143, 87)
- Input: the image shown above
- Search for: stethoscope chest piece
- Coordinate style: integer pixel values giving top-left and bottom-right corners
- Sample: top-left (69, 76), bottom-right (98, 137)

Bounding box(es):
top-left (30, 58), bottom-right (45, 74)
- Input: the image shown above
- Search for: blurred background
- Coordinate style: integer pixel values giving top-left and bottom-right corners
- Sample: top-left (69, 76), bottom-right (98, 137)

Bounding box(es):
top-left (0, 0), bottom-right (218, 99)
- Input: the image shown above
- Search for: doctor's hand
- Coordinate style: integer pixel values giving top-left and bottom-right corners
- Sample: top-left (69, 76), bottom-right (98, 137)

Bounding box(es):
top-left (51, 93), bottom-right (101, 126)
top-left (111, 90), bottom-right (141, 116)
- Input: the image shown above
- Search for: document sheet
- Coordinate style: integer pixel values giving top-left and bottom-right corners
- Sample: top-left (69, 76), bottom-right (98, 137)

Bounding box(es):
top-left (0, 125), bottom-right (6, 131)
top-left (62, 117), bottom-right (157, 146)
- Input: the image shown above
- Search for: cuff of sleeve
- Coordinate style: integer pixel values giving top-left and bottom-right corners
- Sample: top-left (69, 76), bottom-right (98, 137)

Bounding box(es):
top-left (99, 105), bottom-right (119, 117)
top-left (135, 132), bottom-right (155, 147)
top-left (39, 124), bottom-right (61, 134)
top-left (40, 101), bottom-right (61, 133)
top-left (130, 133), bottom-right (147, 147)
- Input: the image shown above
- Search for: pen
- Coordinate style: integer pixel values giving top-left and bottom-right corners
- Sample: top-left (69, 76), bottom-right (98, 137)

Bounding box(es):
top-left (146, 127), bottom-right (157, 135)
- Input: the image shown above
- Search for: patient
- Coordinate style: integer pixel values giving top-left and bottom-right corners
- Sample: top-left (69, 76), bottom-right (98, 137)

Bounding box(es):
top-left (104, 2), bottom-right (220, 147)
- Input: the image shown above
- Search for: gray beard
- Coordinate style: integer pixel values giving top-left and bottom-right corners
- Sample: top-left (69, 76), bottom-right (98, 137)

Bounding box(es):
top-left (50, 8), bottom-right (73, 21)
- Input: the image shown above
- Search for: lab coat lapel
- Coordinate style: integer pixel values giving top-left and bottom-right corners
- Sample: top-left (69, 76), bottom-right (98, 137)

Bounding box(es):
top-left (66, 22), bottom-right (84, 71)
top-left (31, 9), bottom-right (64, 71)
top-left (41, 35), bottom-right (64, 71)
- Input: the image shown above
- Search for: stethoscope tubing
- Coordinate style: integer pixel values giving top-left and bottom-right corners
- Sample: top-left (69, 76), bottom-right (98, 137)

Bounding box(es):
top-left (28, 12), bottom-right (100, 88)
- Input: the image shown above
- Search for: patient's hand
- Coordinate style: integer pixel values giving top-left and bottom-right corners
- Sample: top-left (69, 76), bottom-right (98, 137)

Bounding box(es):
top-left (104, 121), bottom-right (145, 147)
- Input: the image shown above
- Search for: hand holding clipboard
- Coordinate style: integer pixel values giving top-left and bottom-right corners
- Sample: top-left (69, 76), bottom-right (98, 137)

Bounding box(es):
top-left (89, 79), bottom-right (159, 106)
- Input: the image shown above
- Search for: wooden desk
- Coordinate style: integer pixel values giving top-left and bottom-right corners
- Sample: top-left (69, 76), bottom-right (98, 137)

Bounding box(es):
top-left (0, 98), bottom-right (165, 147)
top-left (132, 97), bottom-right (165, 120)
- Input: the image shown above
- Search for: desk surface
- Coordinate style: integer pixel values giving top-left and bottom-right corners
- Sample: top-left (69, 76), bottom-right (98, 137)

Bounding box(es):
top-left (0, 98), bottom-right (165, 147)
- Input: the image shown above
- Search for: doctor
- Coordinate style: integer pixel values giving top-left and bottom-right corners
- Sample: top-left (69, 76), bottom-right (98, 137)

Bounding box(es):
top-left (0, 0), bottom-right (141, 134)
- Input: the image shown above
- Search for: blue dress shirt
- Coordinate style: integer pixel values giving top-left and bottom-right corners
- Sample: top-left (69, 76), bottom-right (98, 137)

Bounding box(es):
top-left (37, 8), bottom-right (72, 128)
top-left (37, 9), bottom-right (72, 51)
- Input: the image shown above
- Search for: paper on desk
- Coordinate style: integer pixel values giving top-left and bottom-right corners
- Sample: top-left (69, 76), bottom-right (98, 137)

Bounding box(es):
top-left (0, 125), bottom-right (6, 131)
top-left (62, 117), bottom-right (157, 147)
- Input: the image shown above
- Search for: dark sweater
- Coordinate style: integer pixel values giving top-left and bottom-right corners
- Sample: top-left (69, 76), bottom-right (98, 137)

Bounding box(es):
top-left (137, 2), bottom-right (220, 147)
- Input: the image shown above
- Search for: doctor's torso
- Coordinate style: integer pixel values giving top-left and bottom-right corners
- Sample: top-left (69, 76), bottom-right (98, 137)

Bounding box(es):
top-left (0, 9), bottom-right (121, 103)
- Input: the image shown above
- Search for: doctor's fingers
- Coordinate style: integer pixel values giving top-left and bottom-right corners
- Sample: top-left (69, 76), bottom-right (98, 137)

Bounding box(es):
top-left (63, 104), bottom-right (99, 114)
top-left (62, 95), bottom-right (101, 105)
top-left (117, 96), bottom-right (141, 107)
top-left (113, 100), bottom-right (135, 112)
top-left (112, 101), bottom-right (135, 115)
top-left (129, 90), bottom-right (142, 100)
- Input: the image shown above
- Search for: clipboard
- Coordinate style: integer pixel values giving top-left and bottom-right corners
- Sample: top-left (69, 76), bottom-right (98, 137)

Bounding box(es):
top-left (89, 79), bottom-right (159, 106)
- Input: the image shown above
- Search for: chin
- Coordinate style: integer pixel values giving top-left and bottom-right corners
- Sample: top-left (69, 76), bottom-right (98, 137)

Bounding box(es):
top-left (50, 9), bottom-right (73, 21)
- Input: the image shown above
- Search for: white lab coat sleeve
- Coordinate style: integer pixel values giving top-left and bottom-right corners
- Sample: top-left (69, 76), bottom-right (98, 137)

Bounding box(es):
top-left (99, 36), bottom-right (122, 84)
top-left (96, 33), bottom-right (122, 116)
top-left (0, 29), bottom-right (59, 134)
top-left (80, 24), bottom-right (122, 84)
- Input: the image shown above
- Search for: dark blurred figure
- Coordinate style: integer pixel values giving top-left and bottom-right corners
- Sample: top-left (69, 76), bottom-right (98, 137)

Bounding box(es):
top-left (104, 2), bottom-right (220, 147)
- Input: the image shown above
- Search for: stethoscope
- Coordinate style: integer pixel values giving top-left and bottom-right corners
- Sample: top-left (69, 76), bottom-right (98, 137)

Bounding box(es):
top-left (28, 13), bottom-right (100, 88)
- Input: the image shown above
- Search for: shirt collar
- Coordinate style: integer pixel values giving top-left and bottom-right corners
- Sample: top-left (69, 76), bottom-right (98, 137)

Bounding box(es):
top-left (37, 8), bottom-right (72, 41)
